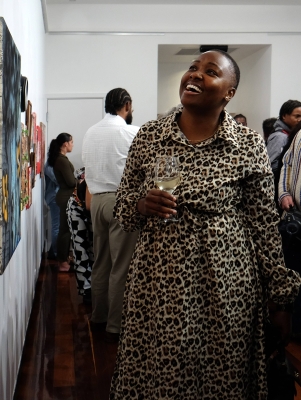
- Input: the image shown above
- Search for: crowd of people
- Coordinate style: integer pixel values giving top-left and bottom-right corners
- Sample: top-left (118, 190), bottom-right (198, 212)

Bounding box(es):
top-left (44, 50), bottom-right (301, 399)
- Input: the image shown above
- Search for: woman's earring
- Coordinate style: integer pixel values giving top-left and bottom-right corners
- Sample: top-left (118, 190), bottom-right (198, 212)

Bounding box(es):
top-left (225, 97), bottom-right (230, 101)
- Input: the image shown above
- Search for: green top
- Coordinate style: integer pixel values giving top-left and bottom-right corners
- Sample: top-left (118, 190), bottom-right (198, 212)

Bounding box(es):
top-left (54, 153), bottom-right (76, 194)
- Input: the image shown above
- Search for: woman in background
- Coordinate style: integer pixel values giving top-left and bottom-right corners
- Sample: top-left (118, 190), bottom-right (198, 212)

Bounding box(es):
top-left (47, 133), bottom-right (76, 272)
top-left (67, 167), bottom-right (93, 303)
top-left (44, 160), bottom-right (60, 260)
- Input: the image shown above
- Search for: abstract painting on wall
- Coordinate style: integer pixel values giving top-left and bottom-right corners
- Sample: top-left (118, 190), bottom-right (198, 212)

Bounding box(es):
top-left (0, 18), bottom-right (22, 274)
top-left (40, 122), bottom-right (46, 178)
top-left (21, 123), bottom-right (30, 211)
top-left (36, 124), bottom-right (41, 175)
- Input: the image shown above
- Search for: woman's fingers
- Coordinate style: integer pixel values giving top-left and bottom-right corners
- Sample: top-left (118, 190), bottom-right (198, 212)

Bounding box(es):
top-left (137, 190), bottom-right (177, 217)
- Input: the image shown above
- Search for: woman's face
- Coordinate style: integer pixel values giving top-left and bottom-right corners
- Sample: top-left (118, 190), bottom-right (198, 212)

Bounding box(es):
top-left (179, 51), bottom-right (236, 111)
top-left (65, 138), bottom-right (74, 153)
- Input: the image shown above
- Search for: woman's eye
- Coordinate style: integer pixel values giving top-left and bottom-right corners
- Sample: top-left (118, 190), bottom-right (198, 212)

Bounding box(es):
top-left (188, 65), bottom-right (197, 71)
top-left (207, 69), bottom-right (218, 76)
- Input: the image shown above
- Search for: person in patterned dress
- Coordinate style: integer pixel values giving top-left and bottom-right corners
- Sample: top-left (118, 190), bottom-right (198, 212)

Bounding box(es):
top-left (67, 167), bottom-right (93, 304)
top-left (110, 50), bottom-right (301, 399)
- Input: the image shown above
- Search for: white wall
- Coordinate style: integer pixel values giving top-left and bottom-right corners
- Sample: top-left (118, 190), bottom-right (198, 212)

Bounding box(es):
top-left (157, 62), bottom-right (186, 116)
top-left (234, 46), bottom-right (272, 133)
top-left (45, 34), bottom-right (159, 127)
top-left (44, 3), bottom-right (301, 133)
top-left (0, 0), bottom-right (45, 399)
top-left (46, 30), bottom-right (301, 135)
top-left (0, 2), bottom-right (300, 399)
top-left (46, 4), bottom-right (301, 34)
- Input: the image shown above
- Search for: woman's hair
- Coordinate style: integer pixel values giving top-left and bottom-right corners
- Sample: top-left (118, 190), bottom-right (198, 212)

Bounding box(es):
top-left (77, 179), bottom-right (87, 204)
top-left (279, 100), bottom-right (301, 121)
top-left (209, 49), bottom-right (240, 89)
top-left (105, 88), bottom-right (132, 115)
top-left (262, 117), bottom-right (277, 138)
top-left (47, 132), bottom-right (72, 167)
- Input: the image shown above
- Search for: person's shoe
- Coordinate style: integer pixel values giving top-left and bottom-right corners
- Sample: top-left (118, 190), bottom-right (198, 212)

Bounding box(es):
top-left (105, 331), bottom-right (120, 343)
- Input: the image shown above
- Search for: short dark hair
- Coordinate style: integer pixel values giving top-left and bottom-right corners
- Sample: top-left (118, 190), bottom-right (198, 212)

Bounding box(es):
top-left (279, 99), bottom-right (301, 121)
top-left (262, 117), bottom-right (277, 137)
top-left (208, 49), bottom-right (240, 89)
top-left (105, 88), bottom-right (132, 115)
top-left (234, 114), bottom-right (247, 121)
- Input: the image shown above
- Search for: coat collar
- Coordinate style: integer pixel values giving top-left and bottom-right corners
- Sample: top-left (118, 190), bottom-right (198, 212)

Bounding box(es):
top-left (160, 108), bottom-right (241, 148)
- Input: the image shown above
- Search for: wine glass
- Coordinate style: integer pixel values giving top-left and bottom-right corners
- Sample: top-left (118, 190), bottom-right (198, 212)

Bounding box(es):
top-left (154, 156), bottom-right (181, 222)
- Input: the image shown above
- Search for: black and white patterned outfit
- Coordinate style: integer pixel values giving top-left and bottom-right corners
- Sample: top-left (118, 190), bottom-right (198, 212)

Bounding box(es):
top-left (110, 109), bottom-right (301, 400)
top-left (67, 192), bottom-right (93, 296)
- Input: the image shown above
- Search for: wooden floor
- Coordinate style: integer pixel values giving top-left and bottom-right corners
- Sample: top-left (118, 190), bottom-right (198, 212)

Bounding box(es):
top-left (13, 256), bottom-right (118, 400)
top-left (12, 255), bottom-right (301, 399)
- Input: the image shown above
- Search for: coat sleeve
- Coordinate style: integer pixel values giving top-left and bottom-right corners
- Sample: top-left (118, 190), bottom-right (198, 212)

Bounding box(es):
top-left (278, 148), bottom-right (292, 204)
top-left (240, 134), bottom-right (301, 304)
top-left (266, 132), bottom-right (288, 172)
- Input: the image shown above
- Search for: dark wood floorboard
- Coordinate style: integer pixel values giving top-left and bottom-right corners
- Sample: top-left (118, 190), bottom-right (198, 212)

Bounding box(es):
top-left (13, 256), bottom-right (117, 400)
top-left (12, 255), bottom-right (301, 399)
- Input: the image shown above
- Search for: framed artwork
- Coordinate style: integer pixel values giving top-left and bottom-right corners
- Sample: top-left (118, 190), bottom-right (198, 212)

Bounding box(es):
top-left (0, 18), bottom-right (22, 274)
top-left (36, 124), bottom-right (41, 175)
top-left (40, 122), bottom-right (46, 178)
top-left (32, 112), bottom-right (37, 147)
top-left (26, 166), bottom-right (32, 210)
top-left (21, 123), bottom-right (30, 210)
top-left (30, 151), bottom-right (36, 188)
top-left (25, 100), bottom-right (32, 150)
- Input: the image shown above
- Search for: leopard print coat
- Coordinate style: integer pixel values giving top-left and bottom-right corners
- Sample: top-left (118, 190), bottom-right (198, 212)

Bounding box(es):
top-left (110, 109), bottom-right (301, 399)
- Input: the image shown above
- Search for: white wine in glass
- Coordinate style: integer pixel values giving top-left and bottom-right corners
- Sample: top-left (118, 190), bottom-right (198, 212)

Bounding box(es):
top-left (155, 156), bottom-right (181, 221)
top-left (155, 175), bottom-right (181, 194)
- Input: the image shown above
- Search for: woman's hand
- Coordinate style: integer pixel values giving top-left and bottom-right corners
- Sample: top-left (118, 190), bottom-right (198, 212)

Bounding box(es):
top-left (280, 195), bottom-right (294, 211)
top-left (137, 189), bottom-right (177, 219)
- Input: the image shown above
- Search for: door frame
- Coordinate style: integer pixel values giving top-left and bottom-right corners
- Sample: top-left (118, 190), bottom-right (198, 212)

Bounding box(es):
top-left (46, 93), bottom-right (106, 144)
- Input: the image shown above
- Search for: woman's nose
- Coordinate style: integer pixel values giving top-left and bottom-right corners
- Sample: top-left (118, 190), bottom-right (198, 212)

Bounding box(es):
top-left (190, 71), bottom-right (203, 79)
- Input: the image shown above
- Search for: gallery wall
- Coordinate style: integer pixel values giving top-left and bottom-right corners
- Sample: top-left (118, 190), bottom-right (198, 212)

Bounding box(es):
top-left (0, 0), bottom-right (45, 399)
top-left (46, 32), bottom-right (301, 136)
top-left (45, 4), bottom-right (301, 135)
top-left (0, 2), bottom-right (300, 399)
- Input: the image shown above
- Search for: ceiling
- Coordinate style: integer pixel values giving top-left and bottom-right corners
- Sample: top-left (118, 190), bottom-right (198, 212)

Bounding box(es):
top-left (42, 0), bottom-right (297, 64)
top-left (45, 0), bottom-right (301, 4)
top-left (158, 44), bottom-right (269, 64)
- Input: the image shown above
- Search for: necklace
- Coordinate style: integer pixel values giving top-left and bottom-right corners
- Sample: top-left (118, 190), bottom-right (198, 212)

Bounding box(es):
top-left (188, 134), bottom-right (215, 145)
top-left (185, 115), bottom-right (222, 145)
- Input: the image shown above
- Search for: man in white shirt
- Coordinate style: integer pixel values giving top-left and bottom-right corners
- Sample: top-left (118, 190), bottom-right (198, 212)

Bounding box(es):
top-left (82, 88), bottom-right (139, 342)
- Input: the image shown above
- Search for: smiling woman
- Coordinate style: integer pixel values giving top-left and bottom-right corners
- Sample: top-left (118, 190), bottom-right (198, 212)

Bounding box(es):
top-left (110, 50), bottom-right (301, 400)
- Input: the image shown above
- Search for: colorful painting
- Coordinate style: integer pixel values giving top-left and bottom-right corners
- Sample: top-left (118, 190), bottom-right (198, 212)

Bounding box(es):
top-left (0, 18), bottom-right (21, 274)
top-left (26, 166), bottom-right (32, 210)
top-left (30, 151), bottom-right (36, 189)
top-left (40, 122), bottom-right (46, 178)
top-left (21, 123), bottom-right (30, 210)
top-left (32, 112), bottom-right (37, 147)
top-left (36, 124), bottom-right (41, 175)
top-left (26, 100), bottom-right (32, 150)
